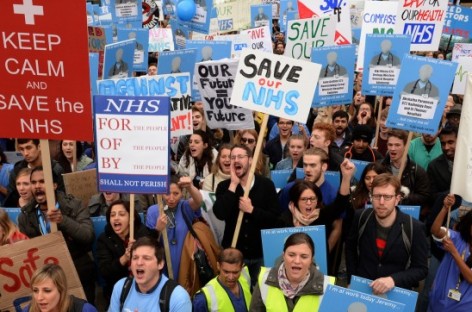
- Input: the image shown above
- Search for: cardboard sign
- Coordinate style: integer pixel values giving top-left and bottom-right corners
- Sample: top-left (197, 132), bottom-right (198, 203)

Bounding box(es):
top-left (170, 19), bottom-right (192, 50)
top-left (386, 54), bottom-right (457, 135)
top-left (452, 57), bottom-right (472, 95)
top-left (350, 276), bottom-right (418, 312)
top-left (97, 73), bottom-right (192, 138)
top-left (297, 0), bottom-right (352, 45)
top-left (285, 16), bottom-right (336, 60)
top-left (311, 44), bottom-right (356, 107)
top-left (94, 95), bottom-right (170, 194)
top-left (357, 1), bottom-right (399, 71)
top-left (396, 0), bottom-right (448, 51)
top-left (195, 59), bottom-right (255, 130)
top-left (362, 34), bottom-right (411, 97)
top-left (443, 5), bottom-right (472, 40)
top-left (214, 0), bottom-right (261, 32)
top-left (0, 0), bottom-right (93, 141)
top-left (158, 49), bottom-right (198, 98)
top-left (0, 232), bottom-right (85, 311)
top-left (261, 225), bottom-right (327, 274)
top-left (231, 49), bottom-right (321, 124)
top-left (63, 169), bottom-right (98, 210)
top-left (149, 27), bottom-right (175, 52)
top-left (319, 284), bottom-right (406, 312)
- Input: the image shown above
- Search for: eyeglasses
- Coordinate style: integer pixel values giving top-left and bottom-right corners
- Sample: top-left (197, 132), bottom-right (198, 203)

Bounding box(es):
top-left (241, 138), bottom-right (256, 144)
top-left (278, 121), bottom-right (293, 126)
top-left (370, 194), bottom-right (397, 201)
top-left (299, 197), bottom-right (317, 203)
top-left (230, 155), bottom-right (248, 160)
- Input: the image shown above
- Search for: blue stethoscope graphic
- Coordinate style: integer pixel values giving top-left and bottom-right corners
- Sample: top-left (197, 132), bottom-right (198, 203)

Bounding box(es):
top-left (324, 64), bottom-right (341, 77)
top-left (410, 80), bottom-right (432, 97)
top-left (376, 52), bottom-right (394, 66)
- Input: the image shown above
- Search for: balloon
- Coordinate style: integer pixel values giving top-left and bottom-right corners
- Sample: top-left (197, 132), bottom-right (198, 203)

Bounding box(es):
top-left (177, 0), bottom-right (196, 21)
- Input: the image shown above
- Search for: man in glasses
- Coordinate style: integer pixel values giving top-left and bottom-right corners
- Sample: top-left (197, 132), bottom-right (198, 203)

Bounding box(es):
top-left (345, 173), bottom-right (428, 295)
top-left (213, 144), bottom-right (280, 286)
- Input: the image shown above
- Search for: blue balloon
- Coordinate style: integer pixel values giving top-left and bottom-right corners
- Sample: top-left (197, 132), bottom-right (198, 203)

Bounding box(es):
top-left (177, 0), bottom-right (196, 21)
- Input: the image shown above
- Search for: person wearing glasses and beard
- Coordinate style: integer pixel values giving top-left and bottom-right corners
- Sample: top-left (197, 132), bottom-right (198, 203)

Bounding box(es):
top-left (346, 173), bottom-right (428, 294)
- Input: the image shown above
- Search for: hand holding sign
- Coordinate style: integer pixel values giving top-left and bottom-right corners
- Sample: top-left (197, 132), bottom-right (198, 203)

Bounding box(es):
top-left (370, 276), bottom-right (395, 295)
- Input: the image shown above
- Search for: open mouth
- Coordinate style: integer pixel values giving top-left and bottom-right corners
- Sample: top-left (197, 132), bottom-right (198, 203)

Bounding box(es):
top-left (113, 222), bottom-right (122, 231)
top-left (35, 191), bottom-right (46, 200)
top-left (135, 269), bottom-right (145, 279)
top-left (190, 148), bottom-right (198, 156)
top-left (291, 266), bottom-right (302, 274)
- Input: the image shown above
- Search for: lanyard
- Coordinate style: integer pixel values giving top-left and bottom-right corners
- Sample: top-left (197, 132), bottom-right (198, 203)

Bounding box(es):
top-left (455, 250), bottom-right (467, 290)
top-left (36, 202), bottom-right (59, 235)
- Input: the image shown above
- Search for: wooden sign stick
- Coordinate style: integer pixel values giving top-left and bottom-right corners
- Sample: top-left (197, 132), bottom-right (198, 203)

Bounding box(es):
top-left (397, 132), bottom-right (413, 180)
top-left (231, 113), bottom-right (269, 248)
top-left (157, 194), bottom-right (173, 279)
top-left (72, 141), bottom-right (77, 172)
top-left (373, 97), bottom-right (383, 149)
top-left (40, 139), bottom-right (58, 233)
top-left (129, 193), bottom-right (135, 240)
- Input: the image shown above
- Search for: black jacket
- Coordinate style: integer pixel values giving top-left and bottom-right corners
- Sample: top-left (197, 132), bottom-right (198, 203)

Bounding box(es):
top-left (427, 154), bottom-right (452, 201)
top-left (264, 136), bottom-right (288, 169)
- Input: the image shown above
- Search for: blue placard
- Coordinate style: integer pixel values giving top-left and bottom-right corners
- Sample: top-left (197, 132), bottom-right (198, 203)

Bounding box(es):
top-left (110, 0), bottom-right (142, 23)
top-left (170, 19), bottom-right (192, 50)
top-left (261, 225), bottom-right (327, 275)
top-left (117, 28), bottom-right (149, 72)
top-left (251, 4), bottom-right (273, 31)
top-left (386, 54), bottom-right (458, 135)
top-left (93, 95), bottom-right (171, 194)
top-left (443, 5), bottom-right (472, 40)
top-left (158, 49), bottom-right (198, 98)
top-left (398, 205), bottom-right (420, 220)
top-left (319, 284), bottom-right (406, 311)
top-left (173, 0), bottom-right (213, 35)
top-left (89, 53), bottom-right (99, 96)
top-left (271, 169), bottom-right (293, 189)
top-left (362, 34), bottom-right (411, 97)
top-left (103, 39), bottom-right (136, 79)
top-left (2, 207), bottom-right (21, 225)
top-left (350, 275), bottom-right (418, 312)
top-left (279, 0), bottom-right (299, 33)
top-left (311, 44), bottom-right (356, 107)
top-left (350, 159), bottom-right (370, 183)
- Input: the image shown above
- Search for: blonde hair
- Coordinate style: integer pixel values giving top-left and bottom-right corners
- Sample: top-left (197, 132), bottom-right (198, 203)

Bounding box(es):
top-left (29, 264), bottom-right (71, 312)
top-left (0, 209), bottom-right (21, 246)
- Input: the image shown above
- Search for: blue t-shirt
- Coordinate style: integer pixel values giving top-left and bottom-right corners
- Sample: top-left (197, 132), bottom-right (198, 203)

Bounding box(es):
top-left (109, 275), bottom-right (191, 312)
top-left (193, 279), bottom-right (248, 312)
top-left (146, 200), bottom-right (201, 278)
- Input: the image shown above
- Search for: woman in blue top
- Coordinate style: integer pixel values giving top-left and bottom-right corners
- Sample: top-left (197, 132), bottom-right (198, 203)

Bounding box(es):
top-left (429, 194), bottom-right (472, 312)
top-left (146, 175), bottom-right (203, 279)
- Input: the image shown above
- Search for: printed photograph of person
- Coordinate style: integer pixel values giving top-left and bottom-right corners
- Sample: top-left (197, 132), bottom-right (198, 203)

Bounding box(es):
top-left (201, 46), bottom-right (213, 61)
top-left (370, 39), bottom-right (401, 67)
top-left (402, 64), bottom-right (439, 99)
top-left (171, 56), bottom-right (182, 73)
top-left (108, 48), bottom-right (129, 78)
top-left (320, 51), bottom-right (347, 78)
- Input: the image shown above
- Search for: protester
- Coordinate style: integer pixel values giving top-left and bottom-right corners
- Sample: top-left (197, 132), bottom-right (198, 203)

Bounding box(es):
top-left (331, 110), bottom-right (352, 158)
top-left (264, 118), bottom-right (294, 169)
top-left (14, 168), bottom-right (33, 208)
top-left (349, 102), bottom-right (376, 134)
top-left (250, 233), bottom-right (335, 311)
top-left (344, 125), bottom-right (383, 162)
top-left (408, 131), bottom-right (442, 170)
top-left (234, 129), bottom-right (269, 176)
top-left (0, 147), bottom-right (13, 206)
top-left (145, 175), bottom-right (203, 279)
top-left (193, 248), bottom-right (251, 312)
top-left (310, 123), bottom-right (344, 171)
top-left (275, 134), bottom-right (307, 170)
top-left (55, 140), bottom-right (93, 173)
top-left (108, 237), bottom-right (191, 311)
top-left (373, 107), bottom-right (390, 157)
top-left (202, 144), bottom-right (232, 192)
top-left (95, 200), bottom-right (155, 306)
top-left (88, 192), bottom-right (143, 217)
top-left (22, 264), bottom-right (97, 312)
top-left (0, 208), bottom-right (28, 245)
top-left (349, 162), bottom-right (389, 211)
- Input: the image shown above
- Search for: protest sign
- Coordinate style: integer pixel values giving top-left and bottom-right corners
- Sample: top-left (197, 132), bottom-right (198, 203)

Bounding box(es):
top-left (362, 34), bottom-right (411, 97)
top-left (357, 0), bottom-right (399, 71)
top-left (88, 26), bottom-right (107, 79)
top-left (451, 73), bottom-right (472, 202)
top-left (386, 54), bottom-right (457, 135)
top-left (319, 285), bottom-right (406, 312)
top-left (2, 207), bottom-right (21, 225)
top-left (297, 0), bottom-right (352, 45)
top-left (285, 16), bottom-right (336, 60)
top-left (216, 26), bottom-right (273, 58)
top-left (142, 0), bottom-right (163, 29)
top-left (162, 0), bottom-right (176, 16)
top-left (280, 0), bottom-right (299, 33)
top-left (251, 4), bottom-right (273, 30)
top-left (263, 0), bottom-right (280, 18)
top-left (0, 232), bottom-right (85, 312)
top-left (93, 4), bottom-right (113, 25)
top-left (398, 205), bottom-right (421, 220)
top-left (350, 275), bottom-right (418, 312)
top-left (158, 49), bottom-right (197, 75)
top-left (0, 0), bottom-right (93, 141)
top-left (103, 39), bottom-right (136, 79)
top-left (111, 0), bottom-right (142, 23)
top-left (94, 95), bottom-right (170, 194)
top-left (149, 27), bottom-right (175, 52)
top-left (214, 0), bottom-right (261, 32)
top-left (350, 0), bottom-right (365, 45)
top-left (311, 44), bottom-right (355, 107)
top-left (452, 57), bottom-right (472, 95)
top-left (63, 169), bottom-right (98, 210)
top-left (117, 28), bottom-right (149, 72)
top-left (443, 5), bottom-right (472, 40)
top-left (86, 2), bottom-right (95, 25)
top-left (89, 53), bottom-right (99, 96)
top-left (231, 49), bottom-right (321, 124)
top-left (174, 0), bottom-right (213, 34)
top-left (195, 59), bottom-right (254, 130)
top-left (97, 73), bottom-right (192, 138)
top-left (170, 19), bottom-right (192, 50)
top-left (395, 0), bottom-right (448, 51)
top-left (451, 42), bottom-right (472, 61)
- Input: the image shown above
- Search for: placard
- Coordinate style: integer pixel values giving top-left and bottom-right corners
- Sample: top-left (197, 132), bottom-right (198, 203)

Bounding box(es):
top-left (170, 19), bottom-right (192, 50)
top-left (195, 59), bottom-right (255, 130)
top-left (451, 42), bottom-right (472, 61)
top-left (230, 49), bottom-right (321, 124)
top-left (395, 0), bottom-right (448, 51)
top-left (251, 4), bottom-right (273, 29)
top-left (94, 95), bottom-right (170, 194)
top-left (215, 26), bottom-right (273, 58)
top-left (174, 0), bottom-right (213, 34)
top-left (111, 0), bottom-right (142, 23)
top-left (362, 34), bottom-right (411, 97)
top-left (214, 0), bottom-right (261, 32)
top-left (63, 169), bottom-right (98, 210)
top-left (452, 57), bottom-right (472, 95)
top-left (386, 54), bottom-right (457, 135)
top-left (117, 28), bottom-right (149, 72)
top-left (261, 225), bottom-right (327, 275)
top-left (0, 0), bottom-right (93, 141)
top-left (103, 39), bottom-right (136, 79)
top-left (443, 5), bottom-right (472, 40)
top-left (142, 0), bottom-right (163, 29)
top-left (285, 16), bottom-right (336, 60)
top-left (149, 27), bottom-right (175, 52)
top-left (280, 0), bottom-right (299, 32)
top-left (0, 232), bottom-right (85, 312)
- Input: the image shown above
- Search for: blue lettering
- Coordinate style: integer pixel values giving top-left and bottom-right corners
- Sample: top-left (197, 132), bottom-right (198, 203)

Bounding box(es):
top-left (241, 82), bottom-right (299, 115)
top-left (284, 91), bottom-right (299, 115)
top-left (242, 82), bottom-right (265, 105)
top-left (264, 89), bottom-right (284, 110)
top-left (97, 75), bottom-right (190, 97)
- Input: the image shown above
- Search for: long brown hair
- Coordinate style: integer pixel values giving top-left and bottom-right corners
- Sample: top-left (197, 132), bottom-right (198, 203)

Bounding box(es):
top-left (29, 264), bottom-right (71, 312)
top-left (0, 209), bottom-right (21, 246)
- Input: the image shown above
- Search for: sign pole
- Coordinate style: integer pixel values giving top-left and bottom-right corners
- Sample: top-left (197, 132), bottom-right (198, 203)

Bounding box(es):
top-left (397, 132), bottom-right (413, 180)
top-left (129, 193), bottom-right (135, 240)
top-left (157, 194), bottom-right (173, 279)
top-left (72, 141), bottom-right (77, 172)
top-left (231, 113), bottom-right (269, 248)
top-left (373, 98), bottom-right (383, 149)
top-left (40, 139), bottom-right (58, 233)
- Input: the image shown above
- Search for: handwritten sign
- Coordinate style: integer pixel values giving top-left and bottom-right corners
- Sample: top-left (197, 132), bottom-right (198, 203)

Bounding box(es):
top-left (231, 49), bottom-right (321, 123)
top-left (195, 59), bottom-right (254, 130)
top-left (451, 42), bottom-right (472, 61)
top-left (0, 232), bottom-right (85, 312)
top-left (63, 169), bottom-right (98, 210)
top-left (94, 95), bottom-right (170, 194)
top-left (149, 27), bottom-right (175, 52)
top-left (214, 0), bottom-right (261, 32)
top-left (452, 57), bottom-right (472, 95)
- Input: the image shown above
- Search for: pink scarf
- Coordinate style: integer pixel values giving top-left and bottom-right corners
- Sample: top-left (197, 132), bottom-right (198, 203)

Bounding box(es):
top-left (289, 204), bottom-right (320, 226)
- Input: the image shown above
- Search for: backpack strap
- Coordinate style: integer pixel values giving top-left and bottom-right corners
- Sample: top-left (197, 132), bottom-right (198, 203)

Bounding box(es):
top-left (159, 279), bottom-right (179, 312)
top-left (119, 276), bottom-right (134, 311)
top-left (400, 214), bottom-right (413, 269)
top-left (357, 208), bottom-right (374, 259)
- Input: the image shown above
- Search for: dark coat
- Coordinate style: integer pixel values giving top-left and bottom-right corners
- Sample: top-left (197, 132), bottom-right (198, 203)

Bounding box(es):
top-left (427, 154), bottom-right (452, 201)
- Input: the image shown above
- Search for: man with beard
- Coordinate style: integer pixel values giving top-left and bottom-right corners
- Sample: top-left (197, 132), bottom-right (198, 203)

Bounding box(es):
top-left (213, 145), bottom-right (280, 286)
top-left (18, 167), bottom-right (96, 304)
top-left (408, 130), bottom-right (442, 170)
top-left (345, 125), bottom-right (383, 162)
top-left (331, 110), bottom-right (352, 157)
top-left (346, 173), bottom-right (428, 293)
top-left (264, 118), bottom-right (294, 169)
